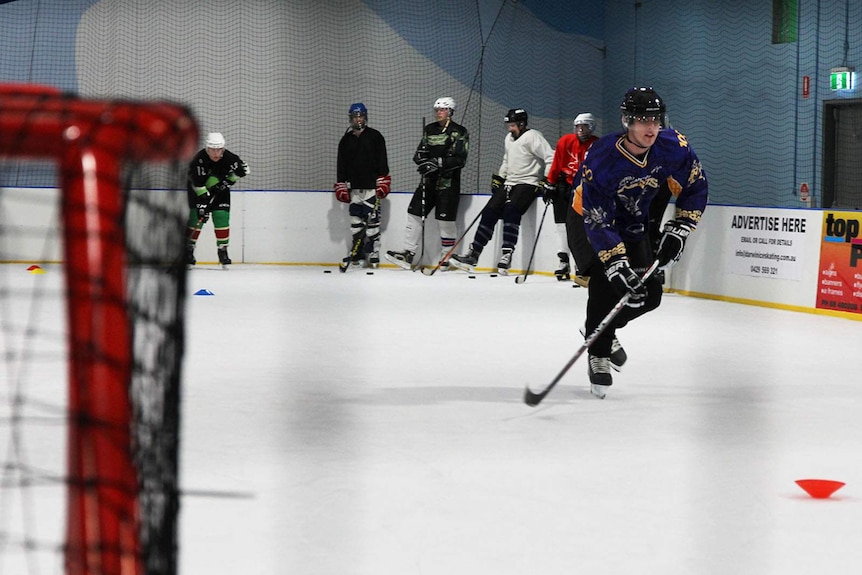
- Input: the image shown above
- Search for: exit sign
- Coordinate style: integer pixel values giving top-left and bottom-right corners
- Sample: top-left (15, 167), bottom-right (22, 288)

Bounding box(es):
top-left (830, 67), bottom-right (854, 90)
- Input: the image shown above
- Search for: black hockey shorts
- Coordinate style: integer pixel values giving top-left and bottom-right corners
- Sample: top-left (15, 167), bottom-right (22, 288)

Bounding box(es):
top-left (407, 184), bottom-right (461, 222)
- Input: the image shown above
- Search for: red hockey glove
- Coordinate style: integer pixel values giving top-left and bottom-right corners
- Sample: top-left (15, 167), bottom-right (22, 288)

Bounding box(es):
top-left (375, 175), bottom-right (391, 198)
top-left (334, 182), bottom-right (350, 203)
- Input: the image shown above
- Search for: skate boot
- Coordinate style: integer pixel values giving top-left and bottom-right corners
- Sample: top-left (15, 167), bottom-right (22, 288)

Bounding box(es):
top-left (217, 246), bottom-right (232, 267)
top-left (367, 251), bottom-right (380, 269)
top-left (450, 245), bottom-right (480, 272)
top-left (384, 249), bottom-right (415, 270)
top-left (555, 252), bottom-right (571, 281)
top-left (185, 244), bottom-right (196, 267)
top-left (438, 249), bottom-right (452, 272)
top-left (588, 354), bottom-right (612, 398)
top-left (580, 326), bottom-right (628, 372)
top-left (497, 247), bottom-right (514, 275)
top-left (610, 336), bottom-right (628, 372)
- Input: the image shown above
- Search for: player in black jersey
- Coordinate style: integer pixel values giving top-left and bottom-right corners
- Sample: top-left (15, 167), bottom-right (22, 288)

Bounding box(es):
top-left (186, 132), bottom-right (249, 267)
top-left (568, 87), bottom-right (708, 398)
top-left (335, 103), bottom-right (390, 268)
top-left (386, 97), bottom-right (469, 270)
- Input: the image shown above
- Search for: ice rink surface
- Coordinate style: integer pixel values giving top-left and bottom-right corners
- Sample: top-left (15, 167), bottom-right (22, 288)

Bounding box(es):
top-left (180, 264), bottom-right (862, 575)
top-left (3, 263), bottom-right (862, 574)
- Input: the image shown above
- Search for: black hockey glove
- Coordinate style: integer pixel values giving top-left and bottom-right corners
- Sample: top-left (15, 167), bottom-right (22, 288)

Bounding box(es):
top-left (605, 255), bottom-right (647, 308)
top-left (656, 219), bottom-right (692, 270)
top-left (209, 180), bottom-right (231, 195)
top-left (540, 178), bottom-right (555, 204)
top-left (417, 158), bottom-right (442, 175)
top-left (196, 193), bottom-right (213, 218)
top-left (490, 173), bottom-right (505, 194)
top-left (233, 160), bottom-right (250, 177)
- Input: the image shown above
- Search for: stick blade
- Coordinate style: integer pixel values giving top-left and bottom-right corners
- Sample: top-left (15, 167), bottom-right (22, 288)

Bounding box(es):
top-left (421, 266), bottom-right (437, 276)
top-left (523, 385), bottom-right (547, 407)
top-left (514, 275), bottom-right (527, 284)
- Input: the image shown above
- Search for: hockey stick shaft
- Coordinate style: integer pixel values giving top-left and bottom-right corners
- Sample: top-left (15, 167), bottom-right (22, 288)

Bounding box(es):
top-left (421, 202), bottom-right (487, 276)
top-left (523, 260), bottom-right (660, 406)
top-left (339, 196), bottom-right (380, 272)
top-left (412, 116), bottom-right (427, 272)
top-left (514, 201), bottom-right (550, 284)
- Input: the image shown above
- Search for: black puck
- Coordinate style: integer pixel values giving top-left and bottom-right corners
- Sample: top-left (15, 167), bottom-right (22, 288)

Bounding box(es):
top-left (323, 270), bottom-right (332, 274)
top-left (366, 271), bottom-right (374, 275)
top-left (468, 275), bottom-right (476, 279)
top-left (490, 273), bottom-right (497, 277)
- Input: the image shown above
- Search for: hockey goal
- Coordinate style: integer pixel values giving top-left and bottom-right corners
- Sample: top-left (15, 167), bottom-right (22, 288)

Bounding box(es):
top-left (0, 85), bottom-right (198, 575)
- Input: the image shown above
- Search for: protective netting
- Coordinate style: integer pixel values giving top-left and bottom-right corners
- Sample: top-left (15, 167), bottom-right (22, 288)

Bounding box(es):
top-left (4, 1), bottom-right (862, 208)
top-left (0, 88), bottom-right (196, 575)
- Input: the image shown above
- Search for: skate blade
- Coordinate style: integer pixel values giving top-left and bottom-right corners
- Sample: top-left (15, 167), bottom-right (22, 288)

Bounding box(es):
top-left (448, 260), bottom-right (475, 273)
top-left (383, 253), bottom-right (414, 270)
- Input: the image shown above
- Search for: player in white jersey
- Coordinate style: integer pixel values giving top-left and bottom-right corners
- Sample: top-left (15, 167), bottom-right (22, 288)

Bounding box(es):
top-left (450, 108), bottom-right (554, 274)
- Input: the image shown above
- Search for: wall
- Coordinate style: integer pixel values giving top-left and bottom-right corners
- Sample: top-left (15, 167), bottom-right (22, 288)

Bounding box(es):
top-left (5, 187), bottom-right (860, 320)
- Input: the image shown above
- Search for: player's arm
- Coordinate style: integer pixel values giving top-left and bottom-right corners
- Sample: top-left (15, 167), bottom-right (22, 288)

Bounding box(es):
top-left (440, 125), bottom-right (469, 172)
top-left (656, 143), bottom-right (708, 269)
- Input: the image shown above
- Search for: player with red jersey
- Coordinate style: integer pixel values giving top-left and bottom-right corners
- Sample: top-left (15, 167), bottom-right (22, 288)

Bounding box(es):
top-left (546, 113), bottom-right (599, 281)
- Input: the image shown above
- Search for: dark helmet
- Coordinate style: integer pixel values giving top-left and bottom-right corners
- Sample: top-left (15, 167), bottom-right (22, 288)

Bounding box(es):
top-left (348, 102), bottom-right (367, 118)
top-left (504, 108), bottom-right (528, 125)
top-left (348, 102), bottom-right (367, 130)
top-left (619, 87), bottom-right (666, 126)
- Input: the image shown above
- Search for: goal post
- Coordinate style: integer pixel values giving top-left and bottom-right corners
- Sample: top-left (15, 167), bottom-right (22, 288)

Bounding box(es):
top-left (0, 85), bottom-right (198, 575)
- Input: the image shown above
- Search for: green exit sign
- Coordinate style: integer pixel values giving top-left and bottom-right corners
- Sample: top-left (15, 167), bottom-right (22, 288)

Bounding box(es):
top-left (830, 68), bottom-right (854, 90)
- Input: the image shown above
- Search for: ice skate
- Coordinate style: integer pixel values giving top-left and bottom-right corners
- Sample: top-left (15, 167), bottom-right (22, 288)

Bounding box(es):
top-left (437, 249), bottom-right (452, 272)
top-left (217, 246), bottom-right (232, 268)
top-left (580, 327), bottom-right (627, 372)
top-left (384, 249), bottom-right (414, 270)
top-left (185, 244), bottom-right (196, 268)
top-left (367, 251), bottom-right (380, 269)
top-left (554, 252), bottom-right (570, 281)
top-left (588, 354), bottom-right (612, 398)
top-left (450, 246), bottom-right (480, 272)
top-left (610, 337), bottom-right (627, 372)
top-left (497, 247), bottom-right (513, 275)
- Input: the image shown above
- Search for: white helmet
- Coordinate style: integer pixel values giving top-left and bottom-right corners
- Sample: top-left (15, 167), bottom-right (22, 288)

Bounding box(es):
top-left (434, 97), bottom-right (455, 111)
top-left (205, 132), bottom-right (225, 149)
top-left (573, 113), bottom-right (596, 133)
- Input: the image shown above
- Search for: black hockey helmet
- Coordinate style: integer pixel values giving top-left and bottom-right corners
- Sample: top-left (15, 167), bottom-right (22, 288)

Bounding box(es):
top-left (504, 108), bottom-right (528, 125)
top-left (620, 87), bottom-right (666, 127)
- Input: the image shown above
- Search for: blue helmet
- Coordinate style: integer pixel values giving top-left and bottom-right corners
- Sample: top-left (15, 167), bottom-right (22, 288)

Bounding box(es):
top-left (348, 102), bottom-right (367, 118)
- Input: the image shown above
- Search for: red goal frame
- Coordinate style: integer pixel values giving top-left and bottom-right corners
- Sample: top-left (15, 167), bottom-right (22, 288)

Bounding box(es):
top-left (0, 84), bottom-right (197, 575)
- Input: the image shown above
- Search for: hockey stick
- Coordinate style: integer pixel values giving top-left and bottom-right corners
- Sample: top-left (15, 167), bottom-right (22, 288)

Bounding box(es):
top-left (523, 260), bottom-right (660, 406)
top-left (412, 174), bottom-right (426, 272)
top-left (339, 196), bottom-right (380, 273)
top-left (413, 116), bottom-right (427, 272)
top-left (421, 203), bottom-right (487, 276)
top-left (514, 201), bottom-right (550, 284)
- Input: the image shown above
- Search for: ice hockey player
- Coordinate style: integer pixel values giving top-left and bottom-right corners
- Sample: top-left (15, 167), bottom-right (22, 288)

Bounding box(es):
top-left (568, 87), bottom-right (708, 398)
top-left (335, 102), bottom-right (390, 268)
top-left (546, 113), bottom-right (599, 284)
top-left (385, 97), bottom-right (469, 270)
top-left (450, 108), bottom-right (553, 275)
top-left (186, 132), bottom-right (249, 268)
